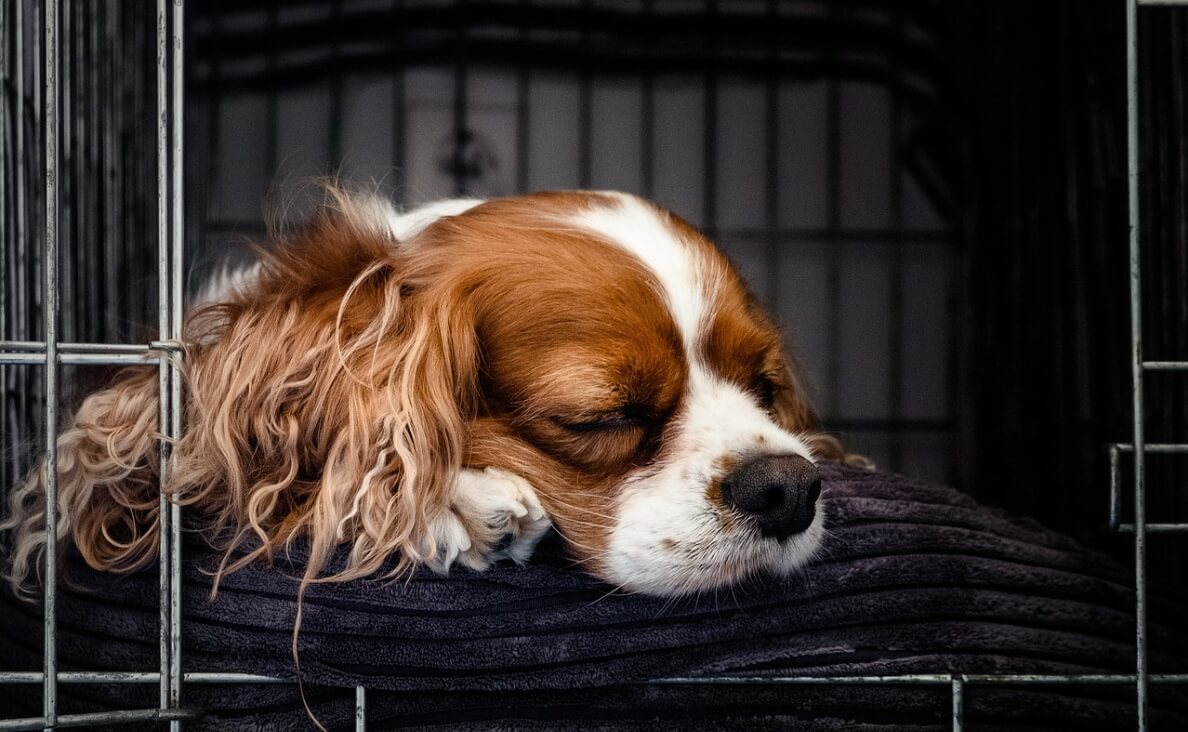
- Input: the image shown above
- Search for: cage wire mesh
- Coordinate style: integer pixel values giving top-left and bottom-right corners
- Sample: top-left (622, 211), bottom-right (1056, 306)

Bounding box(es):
top-left (0, 0), bottom-right (1186, 729)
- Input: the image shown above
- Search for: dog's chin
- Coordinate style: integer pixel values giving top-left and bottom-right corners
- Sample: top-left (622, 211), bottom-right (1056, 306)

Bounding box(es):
top-left (597, 508), bottom-right (826, 598)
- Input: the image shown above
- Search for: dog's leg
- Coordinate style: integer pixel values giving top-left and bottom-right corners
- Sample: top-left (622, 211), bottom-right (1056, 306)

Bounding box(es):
top-left (421, 467), bottom-right (552, 573)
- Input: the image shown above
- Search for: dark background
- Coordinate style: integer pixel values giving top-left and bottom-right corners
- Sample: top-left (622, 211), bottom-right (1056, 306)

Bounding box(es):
top-left (2, 0), bottom-right (1185, 586)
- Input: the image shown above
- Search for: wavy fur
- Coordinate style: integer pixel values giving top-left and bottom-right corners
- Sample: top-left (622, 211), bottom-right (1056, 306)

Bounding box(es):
top-left (3, 188), bottom-right (477, 598)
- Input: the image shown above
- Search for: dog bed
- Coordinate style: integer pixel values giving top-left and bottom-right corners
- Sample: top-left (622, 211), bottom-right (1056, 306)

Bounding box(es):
top-left (2, 464), bottom-right (1186, 730)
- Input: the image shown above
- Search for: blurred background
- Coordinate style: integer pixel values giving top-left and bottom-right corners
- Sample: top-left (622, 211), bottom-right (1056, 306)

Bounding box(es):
top-left (2, 0), bottom-right (1186, 583)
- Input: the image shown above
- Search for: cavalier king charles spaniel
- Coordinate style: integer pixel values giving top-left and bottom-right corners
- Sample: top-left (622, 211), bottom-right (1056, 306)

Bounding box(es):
top-left (4, 188), bottom-right (842, 599)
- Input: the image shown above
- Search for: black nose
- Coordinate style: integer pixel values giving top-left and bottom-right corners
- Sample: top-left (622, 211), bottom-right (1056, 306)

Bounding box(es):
top-left (719, 454), bottom-right (821, 540)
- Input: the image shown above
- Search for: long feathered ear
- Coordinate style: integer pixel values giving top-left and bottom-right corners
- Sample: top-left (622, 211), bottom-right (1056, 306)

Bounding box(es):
top-left (771, 357), bottom-right (846, 463)
top-left (2, 367), bottom-right (163, 596)
top-left (170, 195), bottom-right (482, 589)
top-left (3, 190), bottom-right (483, 598)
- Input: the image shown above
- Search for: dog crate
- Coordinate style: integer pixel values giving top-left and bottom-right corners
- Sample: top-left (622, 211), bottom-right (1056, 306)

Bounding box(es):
top-left (0, 0), bottom-right (1186, 729)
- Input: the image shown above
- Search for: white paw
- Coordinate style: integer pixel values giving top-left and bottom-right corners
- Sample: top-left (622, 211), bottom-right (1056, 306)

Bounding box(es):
top-left (422, 467), bottom-right (552, 573)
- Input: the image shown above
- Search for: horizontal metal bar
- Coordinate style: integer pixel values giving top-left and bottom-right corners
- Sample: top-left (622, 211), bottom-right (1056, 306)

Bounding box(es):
top-left (0, 708), bottom-right (196, 731)
top-left (0, 672), bottom-right (287, 685)
top-left (1143, 361), bottom-right (1188, 370)
top-left (0, 341), bottom-right (184, 365)
top-left (1115, 523), bottom-right (1188, 533)
top-left (0, 340), bottom-right (168, 353)
top-left (0, 353), bottom-right (161, 365)
top-left (4, 671), bottom-right (1185, 689)
top-left (651, 673), bottom-right (1188, 686)
top-left (201, 219), bottom-right (951, 245)
top-left (1112, 443), bottom-right (1188, 454)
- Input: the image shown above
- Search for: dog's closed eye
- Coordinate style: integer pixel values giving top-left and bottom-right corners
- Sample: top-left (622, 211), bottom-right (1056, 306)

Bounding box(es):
top-left (553, 404), bottom-right (656, 434)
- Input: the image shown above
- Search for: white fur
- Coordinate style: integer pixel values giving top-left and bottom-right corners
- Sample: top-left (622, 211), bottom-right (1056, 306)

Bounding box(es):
top-left (384, 198), bottom-right (483, 243)
top-left (422, 467), bottom-right (552, 573)
top-left (194, 198), bottom-right (483, 306)
top-left (570, 193), bottom-right (823, 595)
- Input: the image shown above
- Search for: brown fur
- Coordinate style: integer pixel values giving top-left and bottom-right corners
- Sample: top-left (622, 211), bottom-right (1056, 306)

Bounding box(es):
top-left (2, 188), bottom-right (844, 598)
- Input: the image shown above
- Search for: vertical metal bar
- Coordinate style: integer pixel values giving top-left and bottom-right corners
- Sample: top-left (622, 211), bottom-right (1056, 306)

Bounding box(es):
top-left (156, 0), bottom-right (173, 714)
top-left (452, 0), bottom-right (468, 196)
top-left (169, 0), bottom-right (185, 725)
top-left (1, 0), bottom-right (8, 477)
top-left (763, 0), bottom-right (779, 313)
top-left (825, 23), bottom-right (842, 419)
top-left (354, 686), bottom-right (366, 731)
top-left (102, 1), bottom-right (118, 340)
top-left (950, 676), bottom-right (964, 732)
top-left (888, 13), bottom-right (905, 472)
top-left (43, 0), bottom-right (61, 726)
top-left (14, 0), bottom-right (26, 345)
top-left (640, 0), bottom-right (654, 199)
top-left (1109, 443), bottom-right (1122, 530)
top-left (87, 0), bottom-right (100, 340)
top-left (702, 0), bottom-right (718, 235)
top-left (577, 0), bottom-right (592, 189)
top-left (1125, 1), bottom-right (1149, 728)
top-left (328, 0), bottom-right (343, 172)
top-left (391, 0), bottom-right (406, 203)
top-left (514, 0), bottom-right (529, 194)
top-left (263, 0), bottom-right (277, 186)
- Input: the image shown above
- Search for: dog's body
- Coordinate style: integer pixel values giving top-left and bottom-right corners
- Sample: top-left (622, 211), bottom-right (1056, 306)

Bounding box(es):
top-left (4, 189), bottom-right (839, 598)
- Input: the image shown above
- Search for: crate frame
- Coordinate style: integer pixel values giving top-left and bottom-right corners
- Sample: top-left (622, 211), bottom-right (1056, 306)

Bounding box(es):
top-left (2, 0), bottom-right (1188, 729)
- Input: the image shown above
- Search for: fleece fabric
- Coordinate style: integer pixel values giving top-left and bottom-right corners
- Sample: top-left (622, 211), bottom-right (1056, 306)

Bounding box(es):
top-left (1, 464), bottom-right (1185, 730)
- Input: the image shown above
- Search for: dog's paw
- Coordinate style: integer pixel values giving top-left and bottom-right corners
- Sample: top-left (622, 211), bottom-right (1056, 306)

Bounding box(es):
top-left (421, 467), bottom-right (552, 573)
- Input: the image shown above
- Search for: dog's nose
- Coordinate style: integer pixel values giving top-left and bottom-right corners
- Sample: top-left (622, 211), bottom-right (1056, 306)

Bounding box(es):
top-left (719, 454), bottom-right (821, 540)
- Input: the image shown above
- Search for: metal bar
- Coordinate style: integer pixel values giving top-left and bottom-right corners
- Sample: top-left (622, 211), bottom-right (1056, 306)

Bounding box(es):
top-left (513, 0), bottom-right (529, 193)
top-left (1143, 360), bottom-right (1188, 370)
top-left (355, 686), bottom-right (366, 732)
top-left (650, 674), bottom-right (1188, 685)
top-left (452, 0), bottom-right (468, 196)
top-left (702, 0), bottom-right (718, 231)
top-left (0, 709), bottom-right (195, 731)
top-left (169, 1), bottom-right (186, 726)
top-left (42, 0), bottom-right (61, 726)
top-left (1125, 1), bottom-right (1149, 728)
top-left (888, 10), bottom-right (906, 473)
top-left (0, 353), bottom-right (160, 365)
top-left (1110, 443), bottom-right (1122, 530)
top-left (9, 671), bottom-right (1185, 687)
top-left (201, 219), bottom-right (952, 243)
top-left (1112, 442), bottom-right (1188, 453)
top-left (640, 0), bottom-right (654, 199)
top-left (950, 676), bottom-right (964, 732)
top-left (763, 0), bottom-right (780, 317)
top-left (577, 0), bottom-right (592, 189)
top-left (1116, 523), bottom-right (1188, 532)
top-left (0, 672), bottom-right (288, 685)
top-left (824, 2), bottom-right (842, 418)
top-left (328, 0), bottom-right (343, 171)
top-left (0, 340), bottom-right (159, 353)
top-left (14, 0), bottom-right (26, 349)
top-left (392, 0), bottom-right (406, 202)
top-left (156, 0), bottom-right (173, 715)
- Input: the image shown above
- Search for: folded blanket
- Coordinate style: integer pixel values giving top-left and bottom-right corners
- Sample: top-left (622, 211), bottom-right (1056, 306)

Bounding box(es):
top-left (2, 464), bottom-right (1186, 730)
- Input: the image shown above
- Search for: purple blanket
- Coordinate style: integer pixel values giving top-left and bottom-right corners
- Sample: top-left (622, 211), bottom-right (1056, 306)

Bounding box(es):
top-left (2, 464), bottom-right (1186, 729)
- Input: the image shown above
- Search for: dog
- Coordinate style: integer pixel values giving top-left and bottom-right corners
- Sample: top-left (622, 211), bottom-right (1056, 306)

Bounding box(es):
top-left (4, 188), bottom-right (841, 600)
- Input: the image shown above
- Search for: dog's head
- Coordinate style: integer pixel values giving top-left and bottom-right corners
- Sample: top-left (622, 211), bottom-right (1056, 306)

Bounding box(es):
top-left (5, 188), bottom-right (839, 599)
top-left (380, 191), bottom-right (836, 594)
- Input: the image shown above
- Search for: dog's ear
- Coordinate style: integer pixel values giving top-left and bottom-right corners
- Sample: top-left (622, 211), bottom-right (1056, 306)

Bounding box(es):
top-left (771, 358), bottom-right (845, 462)
top-left (170, 197), bottom-right (482, 587)
top-left (2, 367), bottom-right (164, 596)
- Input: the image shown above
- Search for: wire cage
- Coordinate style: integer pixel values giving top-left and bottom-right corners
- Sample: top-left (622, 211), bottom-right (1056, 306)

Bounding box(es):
top-left (0, 0), bottom-right (1186, 729)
